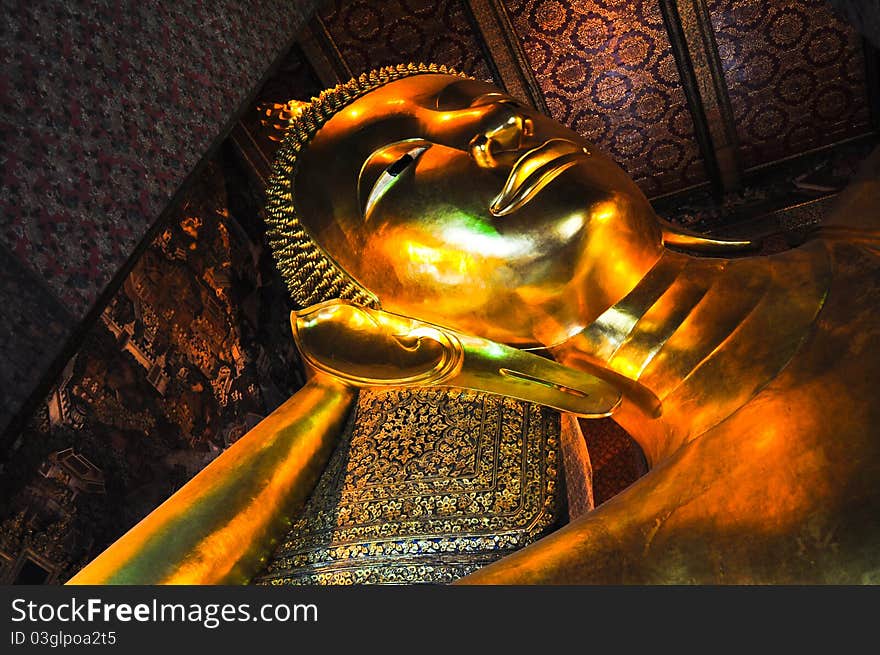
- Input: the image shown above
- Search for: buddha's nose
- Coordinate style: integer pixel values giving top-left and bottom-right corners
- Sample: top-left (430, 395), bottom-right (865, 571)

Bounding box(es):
top-left (469, 111), bottom-right (534, 169)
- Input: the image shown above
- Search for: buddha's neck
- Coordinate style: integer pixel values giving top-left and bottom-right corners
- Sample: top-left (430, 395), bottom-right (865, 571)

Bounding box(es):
top-left (551, 240), bottom-right (831, 465)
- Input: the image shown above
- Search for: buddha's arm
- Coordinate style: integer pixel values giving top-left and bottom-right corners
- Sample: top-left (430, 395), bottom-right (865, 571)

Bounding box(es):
top-left (67, 375), bottom-right (355, 585)
top-left (458, 387), bottom-right (875, 584)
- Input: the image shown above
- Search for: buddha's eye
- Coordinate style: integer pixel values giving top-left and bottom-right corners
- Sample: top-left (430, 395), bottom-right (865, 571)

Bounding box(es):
top-left (385, 148), bottom-right (425, 176)
top-left (363, 144), bottom-right (429, 220)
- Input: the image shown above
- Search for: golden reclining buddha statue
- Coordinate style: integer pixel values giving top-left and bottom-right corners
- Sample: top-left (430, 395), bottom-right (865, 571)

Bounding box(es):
top-left (70, 64), bottom-right (880, 585)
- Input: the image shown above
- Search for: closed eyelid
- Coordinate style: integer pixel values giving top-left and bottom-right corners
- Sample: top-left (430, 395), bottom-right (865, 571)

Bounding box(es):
top-left (358, 141), bottom-right (431, 220)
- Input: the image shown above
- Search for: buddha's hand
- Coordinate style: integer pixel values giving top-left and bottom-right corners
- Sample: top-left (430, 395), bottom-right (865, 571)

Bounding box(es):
top-left (292, 300), bottom-right (621, 418)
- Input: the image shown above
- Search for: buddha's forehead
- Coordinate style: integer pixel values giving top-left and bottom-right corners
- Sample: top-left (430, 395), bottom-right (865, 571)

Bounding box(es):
top-left (307, 74), bottom-right (510, 154)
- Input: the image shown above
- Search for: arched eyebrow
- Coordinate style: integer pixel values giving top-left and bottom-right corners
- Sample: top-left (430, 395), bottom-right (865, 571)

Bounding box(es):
top-left (469, 92), bottom-right (508, 105)
top-left (433, 90), bottom-right (528, 124)
top-left (433, 77), bottom-right (519, 110)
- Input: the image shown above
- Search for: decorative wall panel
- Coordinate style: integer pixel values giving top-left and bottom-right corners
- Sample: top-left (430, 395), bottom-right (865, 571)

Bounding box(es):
top-left (0, 0), bottom-right (318, 435)
top-left (502, 0), bottom-right (709, 197)
top-left (256, 388), bottom-right (563, 585)
top-left (0, 40), bottom-right (326, 584)
top-left (0, 153), bottom-right (305, 584)
top-left (707, 0), bottom-right (873, 170)
top-left (319, 0), bottom-right (497, 81)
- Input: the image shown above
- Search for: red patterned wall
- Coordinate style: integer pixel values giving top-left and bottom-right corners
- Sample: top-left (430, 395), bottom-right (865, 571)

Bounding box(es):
top-left (708, 0), bottom-right (873, 170)
top-left (502, 0), bottom-right (709, 197)
top-left (319, 0), bottom-right (497, 81)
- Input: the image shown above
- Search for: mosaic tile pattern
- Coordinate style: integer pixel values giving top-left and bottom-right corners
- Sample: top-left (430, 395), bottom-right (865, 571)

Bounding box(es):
top-left (320, 0), bottom-right (497, 81)
top-left (707, 0), bottom-right (873, 170)
top-left (0, 0), bottom-right (317, 434)
top-left (502, 0), bottom-right (709, 197)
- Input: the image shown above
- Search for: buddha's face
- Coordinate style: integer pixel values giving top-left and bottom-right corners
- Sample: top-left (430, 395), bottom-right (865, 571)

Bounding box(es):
top-left (294, 74), bottom-right (663, 346)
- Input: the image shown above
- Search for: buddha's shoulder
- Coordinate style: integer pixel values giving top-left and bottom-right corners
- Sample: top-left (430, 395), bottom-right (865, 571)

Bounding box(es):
top-left (709, 236), bottom-right (880, 465)
top-left (765, 236), bottom-right (880, 409)
top-left (766, 236), bottom-right (880, 355)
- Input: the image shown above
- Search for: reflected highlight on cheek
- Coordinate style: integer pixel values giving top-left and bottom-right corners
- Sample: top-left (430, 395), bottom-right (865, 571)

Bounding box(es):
top-left (441, 224), bottom-right (533, 259)
top-left (399, 239), bottom-right (472, 283)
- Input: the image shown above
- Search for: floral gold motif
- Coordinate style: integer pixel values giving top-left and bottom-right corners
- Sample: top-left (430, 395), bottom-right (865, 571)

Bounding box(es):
top-left (255, 387), bottom-right (562, 585)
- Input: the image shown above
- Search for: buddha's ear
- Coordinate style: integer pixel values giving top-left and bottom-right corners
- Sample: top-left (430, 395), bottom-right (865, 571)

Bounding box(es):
top-left (659, 217), bottom-right (758, 254)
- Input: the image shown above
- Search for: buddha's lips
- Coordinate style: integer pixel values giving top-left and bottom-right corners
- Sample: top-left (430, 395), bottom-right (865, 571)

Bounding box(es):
top-left (490, 138), bottom-right (588, 217)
